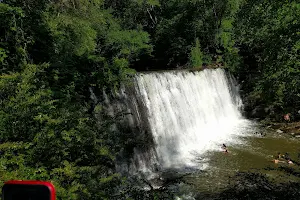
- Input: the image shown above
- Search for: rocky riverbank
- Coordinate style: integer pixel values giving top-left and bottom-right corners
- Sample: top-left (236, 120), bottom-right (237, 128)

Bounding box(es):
top-left (262, 121), bottom-right (300, 137)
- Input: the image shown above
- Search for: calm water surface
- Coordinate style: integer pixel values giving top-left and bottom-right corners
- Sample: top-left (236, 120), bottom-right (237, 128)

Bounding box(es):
top-left (185, 131), bottom-right (300, 193)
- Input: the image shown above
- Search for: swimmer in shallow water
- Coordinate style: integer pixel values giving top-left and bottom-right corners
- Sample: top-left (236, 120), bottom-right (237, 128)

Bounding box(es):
top-left (222, 144), bottom-right (227, 150)
top-left (271, 158), bottom-right (286, 164)
top-left (284, 152), bottom-right (290, 160)
top-left (287, 159), bottom-right (293, 164)
top-left (272, 153), bottom-right (285, 163)
top-left (221, 144), bottom-right (229, 153)
top-left (276, 152), bottom-right (283, 159)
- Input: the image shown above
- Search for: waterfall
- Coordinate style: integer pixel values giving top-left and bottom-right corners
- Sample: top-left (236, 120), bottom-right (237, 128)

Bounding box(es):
top-left (131, 69), bottom-right (252, 170)
top-left (109, 68), bottom-right (254, 173)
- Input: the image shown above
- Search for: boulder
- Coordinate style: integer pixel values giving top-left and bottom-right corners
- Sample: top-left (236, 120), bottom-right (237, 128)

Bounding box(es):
top-left (276, 129), bottom-right (283, 133)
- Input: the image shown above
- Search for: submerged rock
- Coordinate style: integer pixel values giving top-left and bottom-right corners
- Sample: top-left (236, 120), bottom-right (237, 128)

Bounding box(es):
top-left (276, 129), bottom-right (283, 133)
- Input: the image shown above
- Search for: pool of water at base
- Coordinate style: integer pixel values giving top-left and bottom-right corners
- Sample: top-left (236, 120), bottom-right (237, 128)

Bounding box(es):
top-left (183, 130), bottom-right (300, 194)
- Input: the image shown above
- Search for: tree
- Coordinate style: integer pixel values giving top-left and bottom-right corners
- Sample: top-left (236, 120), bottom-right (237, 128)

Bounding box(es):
top-left (0, 1), bottom-right (154, 198)
top-left (0, 3), bottom-right (27, 72)
top-left (189, 38), bottom-right (204, 68)
top-left (233, 0), bottom-right (300, 119)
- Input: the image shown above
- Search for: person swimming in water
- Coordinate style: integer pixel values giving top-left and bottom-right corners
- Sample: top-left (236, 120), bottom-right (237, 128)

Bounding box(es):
top-left (271, 152), bottom-right (295, 164)
top-left (276, 152), bottom-right (283, 159)
top-left (272, 158), bottom-right (285, 164)
top-left (284, 152), bottom-right (290, 160)
top-left (222, 144), bottom-right (227, 149)
top-left (272, 153), bottom-right (285, 163)
top-left (287, 159), bottom-right (293, 164)
top-left (221, 144), bottom-right (228, 153)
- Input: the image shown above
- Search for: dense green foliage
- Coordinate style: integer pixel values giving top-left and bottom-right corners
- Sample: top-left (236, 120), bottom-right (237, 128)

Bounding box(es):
top-left (0, 0), bottom-right (152, 199)
top-left (0, 0), bottom-right (299, 199)
top-left (233, 0), bottom-right (300, 120)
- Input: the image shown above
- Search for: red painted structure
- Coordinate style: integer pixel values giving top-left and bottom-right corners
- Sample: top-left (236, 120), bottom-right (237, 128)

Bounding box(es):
top-left (3, 180), bottom-right (56, 200)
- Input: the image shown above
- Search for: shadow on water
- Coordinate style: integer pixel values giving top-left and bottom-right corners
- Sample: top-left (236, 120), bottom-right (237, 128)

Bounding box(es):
top-left (214, 171), bottom-right (300, 200)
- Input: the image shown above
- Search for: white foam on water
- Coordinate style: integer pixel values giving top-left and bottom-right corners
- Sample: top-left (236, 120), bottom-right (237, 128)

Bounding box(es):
top-left (133, 69), bottom-right (254, 169)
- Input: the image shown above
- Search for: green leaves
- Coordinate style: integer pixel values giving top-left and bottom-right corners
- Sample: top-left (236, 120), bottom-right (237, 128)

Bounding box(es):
top-left (106, 30), bottom-right (152, 60)
top-left (7, 0), bottom-right (300, 198)
top-left (0, 64), bottom-right (54, 141)
top-left (234, 0), bottom-right (300, 116)
top-left (0, 3), bottom-right (27, 72)
top-left (189, 38), bottom-right (204, 68)
top-left (134, 0), bottom-right (160, 6)
top-left (45, 12), bottom-right (97, 58)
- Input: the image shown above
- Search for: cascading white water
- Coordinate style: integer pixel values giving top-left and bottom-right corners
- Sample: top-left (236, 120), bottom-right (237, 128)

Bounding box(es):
top-left (133, 68), bottom-right (253, 169)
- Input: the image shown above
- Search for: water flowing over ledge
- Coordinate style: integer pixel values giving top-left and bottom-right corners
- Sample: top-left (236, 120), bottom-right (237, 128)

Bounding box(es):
top-left (106, 68), bottom-right (255, 173)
